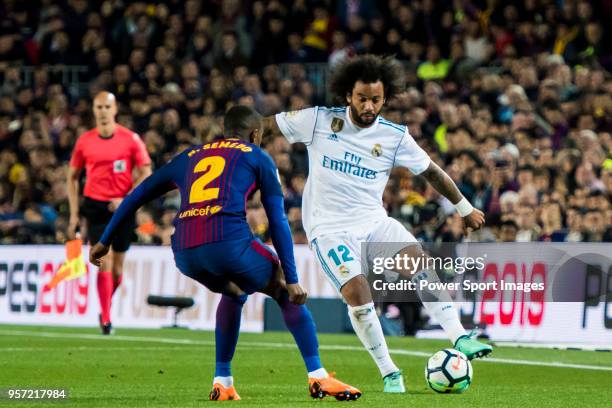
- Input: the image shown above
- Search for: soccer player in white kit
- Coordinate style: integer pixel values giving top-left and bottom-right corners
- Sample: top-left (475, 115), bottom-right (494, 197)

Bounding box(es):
top-left (263, 55), bottom-right (492, 393)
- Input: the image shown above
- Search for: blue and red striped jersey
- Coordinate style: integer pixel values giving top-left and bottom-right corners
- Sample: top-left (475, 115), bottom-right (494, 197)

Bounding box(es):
top-left (100, 138), bottom-right (283, 251)
top-left (99, 137), bottom-right (299, 283)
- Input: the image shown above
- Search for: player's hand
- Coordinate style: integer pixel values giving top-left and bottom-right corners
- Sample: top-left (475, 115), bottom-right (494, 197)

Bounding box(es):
top-left (89, 242), bottom-right (110, 267)
top-left (67, 215), bottom-right (79, 240)
top-left (108, 198), bottom-right (123, 212)
top-left (287, 283), bottom-right (307, 305)
top-left (463, 209), bottom-right (485, 233)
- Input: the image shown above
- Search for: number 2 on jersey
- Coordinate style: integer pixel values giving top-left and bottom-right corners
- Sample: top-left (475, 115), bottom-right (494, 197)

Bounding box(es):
top-left (189, 156), bottom-right (226, 203)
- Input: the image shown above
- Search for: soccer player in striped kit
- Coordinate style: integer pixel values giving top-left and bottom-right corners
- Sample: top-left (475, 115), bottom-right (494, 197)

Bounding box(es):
top-left (67, 91), bottom-right (152, 334)
top-left (89, 106), bottom-right (361, 401)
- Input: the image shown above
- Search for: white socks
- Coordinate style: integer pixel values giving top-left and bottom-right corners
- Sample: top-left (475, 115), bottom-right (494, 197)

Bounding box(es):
top-left (213, 376), bottom-right (233, 388)
top-left (421, 301), bottom-right (466, 344)
top-left (308, 368), bottom-right (329, 379)
top-left (412, 269), bottom-right (466, 344)
top-left (348, 302), bottom-right (399, 378)
top-left (217, 370), bottom-right (329, 385)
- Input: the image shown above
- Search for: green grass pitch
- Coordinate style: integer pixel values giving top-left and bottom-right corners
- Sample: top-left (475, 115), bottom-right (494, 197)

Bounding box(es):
top-left (1, 324), bottom-right (611, 407)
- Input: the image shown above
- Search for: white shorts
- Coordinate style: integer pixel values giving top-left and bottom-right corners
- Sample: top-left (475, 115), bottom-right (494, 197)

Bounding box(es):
top-left (310, 217), bottom-right (419, 292)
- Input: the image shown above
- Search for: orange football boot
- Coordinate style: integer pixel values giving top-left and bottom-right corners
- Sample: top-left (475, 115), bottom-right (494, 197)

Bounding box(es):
top-left (209, 383), bottom-right (241, 401)
top-left (308, 372), bottom-right (362, 401)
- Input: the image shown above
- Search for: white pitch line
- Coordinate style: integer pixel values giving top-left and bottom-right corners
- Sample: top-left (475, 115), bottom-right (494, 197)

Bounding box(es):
top-left (0, 329), bottom-right (214, 345)
top-left (494, 341), bottom-right (612, 352)
top-left (1, 329), bottom-right (611, 372)
top-left (1, 346), bottom-right (196, 352)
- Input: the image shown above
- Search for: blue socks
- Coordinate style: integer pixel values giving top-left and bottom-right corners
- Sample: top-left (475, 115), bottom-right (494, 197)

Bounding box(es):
top-left (275, 291), bottom-right (322, 372)
top-left (214, 291), bottom-right (323, 377)
top-left (215, 294), bottom-right (247, 377)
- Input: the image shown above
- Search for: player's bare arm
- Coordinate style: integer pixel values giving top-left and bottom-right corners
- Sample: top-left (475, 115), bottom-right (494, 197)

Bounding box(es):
top-left (421, 161), bottom-right (485, 231)
top-left (66, 166), bottom-right (82, 239)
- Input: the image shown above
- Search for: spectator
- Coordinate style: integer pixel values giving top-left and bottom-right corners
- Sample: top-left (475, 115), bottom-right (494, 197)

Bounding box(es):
top-left (417, 44), bottom-right (450, 80)
top-left (498, 220), bottom-right (519, 242)
top-left (212, 31), bottom-right (247, 72)
top-left (0, 0), bottom-right (609, 245)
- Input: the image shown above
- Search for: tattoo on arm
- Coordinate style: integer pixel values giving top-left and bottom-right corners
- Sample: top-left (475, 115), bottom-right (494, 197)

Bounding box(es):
top-left (421, 161), bottom-right (463, 205)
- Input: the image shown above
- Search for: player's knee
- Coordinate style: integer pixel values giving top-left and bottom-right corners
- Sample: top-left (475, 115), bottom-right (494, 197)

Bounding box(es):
top-left (99, 257), bottom-right (112, 272)
top-left (412, 268), bottom-right (446, 302)
top-left (221, 281), bottom-right (247, 300)
top-left (111, 253), bottom-right (126, 275)
top-left (260, 268), bottom-right (285, 300)
top-left (411, 268), bottom-right (441, 285)
top-left (111, 261), bottom-right (124, 279)
top-left (274, 291), bottom-right (312, 328)
top-left (112, 263), bottom-right (123, 278)
top-left (272, 289), bottom-right (290, 305)
top-left (392, 244), bottom-right (427, 275)
top-left (340, 275), bottom-right (372, 306)
top-left (223, 293), bottom-right (247, 305)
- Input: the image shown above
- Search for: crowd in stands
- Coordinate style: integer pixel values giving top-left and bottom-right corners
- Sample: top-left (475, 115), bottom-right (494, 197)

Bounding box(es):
top-left (0, 0), bottom-right (611, 245)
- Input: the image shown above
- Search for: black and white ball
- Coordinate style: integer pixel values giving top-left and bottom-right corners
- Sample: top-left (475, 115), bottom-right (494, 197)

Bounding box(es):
top-left (425, 348), bottom-right (472, 393)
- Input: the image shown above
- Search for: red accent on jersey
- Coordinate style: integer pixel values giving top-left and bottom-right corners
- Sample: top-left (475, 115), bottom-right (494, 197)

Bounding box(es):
top-left (69, 124), bottom-right (151, 201)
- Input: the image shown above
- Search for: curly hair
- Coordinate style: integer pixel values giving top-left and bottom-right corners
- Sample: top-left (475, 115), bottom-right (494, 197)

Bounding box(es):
top-left (328, 54), bottom-right (406, 105)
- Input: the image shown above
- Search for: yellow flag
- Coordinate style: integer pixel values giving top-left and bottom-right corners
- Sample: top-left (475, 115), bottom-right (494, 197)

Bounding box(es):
top-left (47, 239), bottom-right (86, 290)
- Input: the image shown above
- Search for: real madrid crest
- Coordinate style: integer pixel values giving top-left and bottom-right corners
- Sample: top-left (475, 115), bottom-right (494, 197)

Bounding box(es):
top-left (371, 143), bottom-right (383, 157)
top-left (338, 265), bottom-right (350, 275)
top-left (331, 117), bottom-right (344, 133)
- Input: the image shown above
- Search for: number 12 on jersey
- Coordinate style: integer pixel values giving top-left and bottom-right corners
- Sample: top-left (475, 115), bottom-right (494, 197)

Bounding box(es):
top-left (189, 156), bottom-right (226, 204)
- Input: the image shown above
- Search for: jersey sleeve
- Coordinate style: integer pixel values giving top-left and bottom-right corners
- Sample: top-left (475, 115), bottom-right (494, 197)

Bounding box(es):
top-left (131, 133), bottom-right (152, 167)
top-left (394, 129), bottom-right (431, 175)
top-left (257, 150), bottom-right (298, 284)
top-left (99, 153), bottom-right (180, 245)
top-left (274, 107), bottom-right (318, 144)
top-left (69, 136), bottom-right (85, 169)
top-left (257, 150), bottom-right (283, 198)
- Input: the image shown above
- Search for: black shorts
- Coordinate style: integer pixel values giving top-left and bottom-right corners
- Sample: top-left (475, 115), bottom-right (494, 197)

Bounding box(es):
top-left (81, 196), bottom-right (135, 252)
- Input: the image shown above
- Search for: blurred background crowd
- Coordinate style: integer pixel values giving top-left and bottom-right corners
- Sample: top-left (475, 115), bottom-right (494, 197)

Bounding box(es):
top-left (0, 0), bottom-right (611, 245)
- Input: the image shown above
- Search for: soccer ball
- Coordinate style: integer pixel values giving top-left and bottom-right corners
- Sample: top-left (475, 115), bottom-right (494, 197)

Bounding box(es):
top-left (425, 349), bottom-right (472, 393)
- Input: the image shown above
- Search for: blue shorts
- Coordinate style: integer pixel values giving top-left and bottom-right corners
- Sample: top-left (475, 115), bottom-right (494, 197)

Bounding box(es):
top-left (173, 236), bottom-right (280, 295)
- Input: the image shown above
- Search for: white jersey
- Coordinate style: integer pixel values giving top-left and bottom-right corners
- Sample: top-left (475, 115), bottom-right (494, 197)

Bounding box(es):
top-left (275, 106), bottom-right (431, 240)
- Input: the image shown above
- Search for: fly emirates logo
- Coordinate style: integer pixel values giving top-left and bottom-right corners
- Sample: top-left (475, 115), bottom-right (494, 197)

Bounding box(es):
top-left (322, 151), bottom-right (378, 180)
top-left (178, 205), bottom-right (223, 219)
